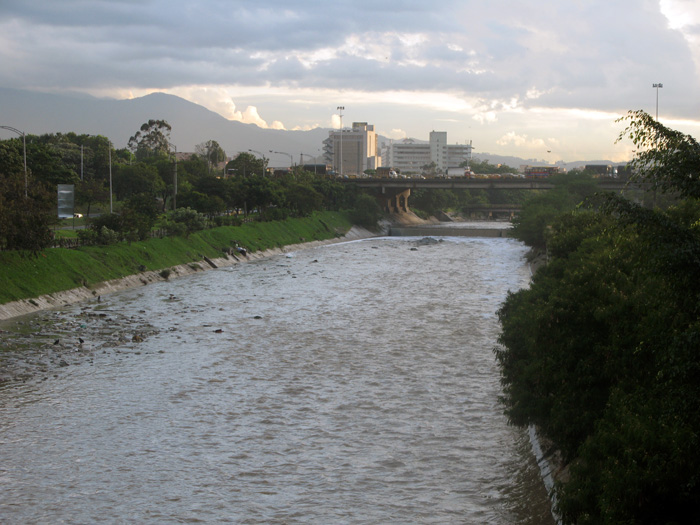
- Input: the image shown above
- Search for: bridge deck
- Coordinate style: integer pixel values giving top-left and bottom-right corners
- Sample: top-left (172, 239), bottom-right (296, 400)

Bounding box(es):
top-left (348, 178), bottom-right (634, 191)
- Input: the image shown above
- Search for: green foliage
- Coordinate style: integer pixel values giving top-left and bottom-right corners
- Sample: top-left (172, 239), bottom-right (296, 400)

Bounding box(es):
top-left (113, 162), bottom-right (164, 200)
top-left (195, 140), bottom-right (226, 174)
top-left (0, 211), bottom-right (353, 304)
top-left (510, 173), bottom-right (600, 249)
top-left (127, 119), bottom-right (172, 161)
top-left (348, 193), bottom-right (382, 229)
top-left (225, 152), bottom-right (264, 178)
top-left (0, 152), bottom-right (56, 253)
top-left (467, 158), bottom-right (519, 174)
top-left (410, 188), bottom-right (458, 215)
top-left (618, 110), bottom-right (700, 198)
top-left (158, 207), bottom-right (209, 237)
top-left (497, 113), bottom-right (700, 523)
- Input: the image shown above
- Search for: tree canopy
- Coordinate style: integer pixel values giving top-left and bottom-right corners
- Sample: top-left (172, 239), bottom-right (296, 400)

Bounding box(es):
top-left (497, 111), bottom-right (700, 524)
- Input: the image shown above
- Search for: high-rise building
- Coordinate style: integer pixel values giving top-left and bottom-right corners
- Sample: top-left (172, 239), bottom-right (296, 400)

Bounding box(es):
top-left (323, 122), bottom-right (380, 176)
top-left (385, 132), bottom-right (472, 175)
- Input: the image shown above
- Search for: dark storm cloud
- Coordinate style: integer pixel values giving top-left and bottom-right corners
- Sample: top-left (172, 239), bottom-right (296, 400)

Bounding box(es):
top-left (0, 0), bottom-right (698, 119)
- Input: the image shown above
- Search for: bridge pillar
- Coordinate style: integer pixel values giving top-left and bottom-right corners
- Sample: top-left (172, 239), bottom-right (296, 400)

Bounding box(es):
top-left (378, 188), bottom-right (411, 213)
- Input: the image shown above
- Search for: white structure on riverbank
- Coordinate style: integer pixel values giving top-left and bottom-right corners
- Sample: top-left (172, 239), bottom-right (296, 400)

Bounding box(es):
top-left (383, 132), bottom-right (473, 175)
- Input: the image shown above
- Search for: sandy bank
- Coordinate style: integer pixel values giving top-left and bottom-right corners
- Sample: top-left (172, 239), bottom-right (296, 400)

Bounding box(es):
top-left (0, 226), bottom-right (375, 322)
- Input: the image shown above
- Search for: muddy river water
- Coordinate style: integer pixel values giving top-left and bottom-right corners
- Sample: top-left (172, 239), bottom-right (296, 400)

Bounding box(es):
top-left (0, 229), bottom-right (555, 523)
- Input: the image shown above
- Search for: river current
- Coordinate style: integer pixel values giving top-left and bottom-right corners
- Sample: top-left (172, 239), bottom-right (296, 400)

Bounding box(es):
top-left (0, 228), bottom-right (555, 524)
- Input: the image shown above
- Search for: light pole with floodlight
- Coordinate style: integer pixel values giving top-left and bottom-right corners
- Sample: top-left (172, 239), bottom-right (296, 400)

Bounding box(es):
top-left (1, 125), bottom-right (28, 197)
top-left (108, 140), bottom-right (113, 213)
top-left (168, 142), bottom-right (178, 210)
top-left (653, 83), bottom-right (663, 121)
top-left (336, 106), bottom-right (344, 177)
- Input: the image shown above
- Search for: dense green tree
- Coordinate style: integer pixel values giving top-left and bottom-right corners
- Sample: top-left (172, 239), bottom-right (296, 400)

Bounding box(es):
top-left (283, 182), bottom-right (323, 217)
top-left (225, 152), bottom-right (263, 178)
top-left (113, 163), bottom-right (164, 201)
top-left (75, 177), bottom-right (109, 218)
top-left (349, 193), bottom-right (382, 229)
top-left (0, 143), bottom-right (56, 252)
top-left (496, 112), bottom-right (700, 524)
top-left (195, 140), bottom-right (226, 174)
top-left (127, 119), bottom-right (172, 161)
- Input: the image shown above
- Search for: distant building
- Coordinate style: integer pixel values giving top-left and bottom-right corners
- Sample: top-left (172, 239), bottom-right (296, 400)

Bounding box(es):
top-left (584, 164), bottom-right (614, 177)
top-left (384, 132), bottom-right (472, 175)
top-left (323, 122), bottom-right (380, 176)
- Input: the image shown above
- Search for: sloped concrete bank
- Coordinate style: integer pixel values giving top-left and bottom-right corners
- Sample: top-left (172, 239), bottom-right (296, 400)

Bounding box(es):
top-left (0, 226), bottom-right (375, 321)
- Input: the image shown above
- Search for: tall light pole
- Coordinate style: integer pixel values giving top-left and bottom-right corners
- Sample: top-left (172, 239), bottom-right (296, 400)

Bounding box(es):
top-left (248, 149), bottom-right (268, 176)
top-left (337, 106), bottom-right (344, 177)
top-left (168, 142), bottom-right (178, 210)
top-left (300, 152), bottom-right (319, 174)
top-left (1, 125), bottom-right (28, 197)
top-left (108, 140), bottom-right (113, 213)
top-left (80, 134), bottom-right (97, 181)
top-left (653, 83), bottom-right (663, 121)
top-left (270, 150), bottom-right (294, 177)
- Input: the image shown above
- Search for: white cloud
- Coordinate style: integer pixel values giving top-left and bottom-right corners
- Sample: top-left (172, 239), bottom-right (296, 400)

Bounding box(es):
top-left (0, 0), bottom-right (699, 160)
top-left (496, 132), bottom-right (547, 150)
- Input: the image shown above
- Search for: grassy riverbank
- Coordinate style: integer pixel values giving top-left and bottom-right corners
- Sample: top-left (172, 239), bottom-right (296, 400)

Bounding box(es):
top-left (0, 211), bottom-right (353, 304)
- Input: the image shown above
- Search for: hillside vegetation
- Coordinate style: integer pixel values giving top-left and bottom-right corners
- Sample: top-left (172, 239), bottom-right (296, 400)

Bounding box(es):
top-left (496, 111), bottom-right (700, 524)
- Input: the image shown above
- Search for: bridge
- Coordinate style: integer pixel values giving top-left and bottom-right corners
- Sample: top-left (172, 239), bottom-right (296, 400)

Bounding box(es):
top-left (344, 178), bottom-right (635, 213)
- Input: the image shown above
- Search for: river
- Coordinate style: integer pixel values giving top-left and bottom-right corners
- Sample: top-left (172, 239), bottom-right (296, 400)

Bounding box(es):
top-left (0, 227), bottom-right (555, 524)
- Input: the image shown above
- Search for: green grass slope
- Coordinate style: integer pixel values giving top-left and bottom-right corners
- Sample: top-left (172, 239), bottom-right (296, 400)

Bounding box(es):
top-left (0, 212), bottom-right (353, 304)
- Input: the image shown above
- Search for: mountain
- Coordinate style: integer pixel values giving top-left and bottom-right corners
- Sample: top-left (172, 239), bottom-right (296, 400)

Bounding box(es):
top-left (1, 87), bottom-right (622, 168)
top-left (0, 87), bottom-right (329, 163)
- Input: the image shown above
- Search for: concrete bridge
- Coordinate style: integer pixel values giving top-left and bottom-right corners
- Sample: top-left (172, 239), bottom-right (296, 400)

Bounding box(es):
top-left (343, 178), bottom-right (634, 213)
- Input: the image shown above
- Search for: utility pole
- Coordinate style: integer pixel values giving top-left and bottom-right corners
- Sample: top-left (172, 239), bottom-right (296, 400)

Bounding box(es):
top-left (653, 83), bottom-right (663, 121)
top-left (337, 106), bottom-right (344, 177)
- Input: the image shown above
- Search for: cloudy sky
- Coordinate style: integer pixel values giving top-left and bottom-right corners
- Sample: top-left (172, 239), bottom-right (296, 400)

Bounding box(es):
top-left (1, 0), bottom-right (699, 162)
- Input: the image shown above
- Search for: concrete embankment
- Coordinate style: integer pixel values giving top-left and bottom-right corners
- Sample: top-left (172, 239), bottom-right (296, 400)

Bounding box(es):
top-left (390, 226), bottom-right (511, 237)
top-left (0, 226), bottom-right (375, 322)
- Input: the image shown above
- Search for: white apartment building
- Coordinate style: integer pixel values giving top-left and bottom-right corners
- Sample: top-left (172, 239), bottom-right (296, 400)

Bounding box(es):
top-left (323, 122), bottom-right (380, 176)
top-left (384, 132), bottom-right (473, 175)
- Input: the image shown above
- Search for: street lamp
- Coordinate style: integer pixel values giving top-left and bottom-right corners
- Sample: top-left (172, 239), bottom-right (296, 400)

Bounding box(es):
top-left (336, 106), bottom-right (344, 177)
top-left (108, 139), bottom-right (113, 213)
top-left (168, 142), bottom-right (178, 210)
top-left (79, 134), bottom-right (98, 182)
top-left (1, 125), bottom-right (28, 197)
top-left (270, 150), bottom-right (294, 174)
top-left (248, 149), bottom-right (268, 176)
top-left (300, 152), bottom-right (319, 174)
top-left (653, 83), bottom-right (663, 121)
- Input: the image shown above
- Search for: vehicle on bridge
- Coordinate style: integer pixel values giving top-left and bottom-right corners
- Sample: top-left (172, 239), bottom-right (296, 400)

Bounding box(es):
top-left (376, 166), bottom-right (400, 178)
top-left (524, 166), bottom-right (560, 178)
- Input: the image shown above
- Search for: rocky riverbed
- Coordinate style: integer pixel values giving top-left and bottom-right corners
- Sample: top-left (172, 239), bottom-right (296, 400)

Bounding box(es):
top-left (0, 300), bottom-right (161, 386)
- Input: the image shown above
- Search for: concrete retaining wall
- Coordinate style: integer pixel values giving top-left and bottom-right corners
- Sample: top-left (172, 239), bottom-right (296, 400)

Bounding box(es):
top-left (390, 226), bottom-right (510, 237)
top-left (0, 226), bottom-right (375, 321)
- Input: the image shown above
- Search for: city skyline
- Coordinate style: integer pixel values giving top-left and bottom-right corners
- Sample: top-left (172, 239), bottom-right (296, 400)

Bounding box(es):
top-left (1, 0), bottom-right (699, 163)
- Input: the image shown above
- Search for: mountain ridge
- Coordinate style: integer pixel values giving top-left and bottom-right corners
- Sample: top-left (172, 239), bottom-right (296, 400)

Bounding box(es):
top-left (0, 87), bottom-right (622, 168)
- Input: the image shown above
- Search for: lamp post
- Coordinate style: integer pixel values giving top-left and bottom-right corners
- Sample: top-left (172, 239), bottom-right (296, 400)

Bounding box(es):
top-left (1, 125), bottom-right (28, 197)
top-left (248, 149), bottom-right (268, 176)
top-left (300, 153), bottom-right (319, 174)
top-left (80, 134), bottom-right (97, 182)
top-left (108, 140), bottom-right (113, 213)
top-left (653, 83), bottom-right (663, 121)
top-left (336, 106), bottom-right (344, 177)
top-left (270, 150), bottom-right (294, 168)
top-left (168, 142), bottom-right (178, 210)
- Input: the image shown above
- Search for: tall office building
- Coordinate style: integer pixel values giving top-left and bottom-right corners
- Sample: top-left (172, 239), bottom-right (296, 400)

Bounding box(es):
top-left (323, 122), bottom-right (380, 176)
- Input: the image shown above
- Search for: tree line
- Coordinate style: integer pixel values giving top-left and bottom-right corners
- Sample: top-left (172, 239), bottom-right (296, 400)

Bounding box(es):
top-left (496, 111), bottom-right (700, 524)
top-left (0, 120), bottom-right (382, 252)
